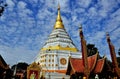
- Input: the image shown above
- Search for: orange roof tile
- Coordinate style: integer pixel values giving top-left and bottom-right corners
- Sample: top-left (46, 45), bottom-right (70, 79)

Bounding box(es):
top-left (93, 57), bottom-right (105, 73)
top-left (70, 53), bottom-right (98, 73)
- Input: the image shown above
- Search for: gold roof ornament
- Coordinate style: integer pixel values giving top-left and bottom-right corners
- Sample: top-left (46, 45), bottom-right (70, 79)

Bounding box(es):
top-left (54, 3), bottom-right (64, 29)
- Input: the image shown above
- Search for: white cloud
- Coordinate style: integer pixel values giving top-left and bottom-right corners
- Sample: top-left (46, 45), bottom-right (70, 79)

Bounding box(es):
top-left (103, 8), bottom-right (120, 32)
top-left (97, 0), bottom-right (118, 17)
top-left (77, 0), bottom-right (91, 8)
top-left (28, 0), bottom-right (39, 4)
top-left (6, 0), bottom-right (15, 7)
top-left (88, 7), bottom-right (97, 17)
top-left (6, 0), bottom-right (15, 11)
top-left (111, 28), bottom-right (120, 40)
top-left (0, 45), bottom-right (37, 66)
top-left (0, 0), bottom-right (120, 65)
top-left (17, 1), bottom-right (27, 9)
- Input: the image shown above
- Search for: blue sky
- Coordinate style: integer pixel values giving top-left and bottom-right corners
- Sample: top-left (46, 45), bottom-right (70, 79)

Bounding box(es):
top-left (0, 0), bottom-right (120, 66)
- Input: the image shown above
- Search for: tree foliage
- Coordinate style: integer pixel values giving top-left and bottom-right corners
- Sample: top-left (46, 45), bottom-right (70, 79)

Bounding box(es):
top-left (118, 48), bottom-right (120, 56)
top-left (0, 1), bottom-right (7, 16)
top-left (117, 48), bottom-right (120, 68)
top-left (11, 62), bottom-right (29, 70)
top-left (87, 44), bottom-right (99, 56)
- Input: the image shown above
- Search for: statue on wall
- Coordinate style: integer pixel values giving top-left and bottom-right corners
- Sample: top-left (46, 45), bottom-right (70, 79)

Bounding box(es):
top-left (30, 72), bottom-right (36, 79)
top-left (27, 62), bottom-right (41, 79)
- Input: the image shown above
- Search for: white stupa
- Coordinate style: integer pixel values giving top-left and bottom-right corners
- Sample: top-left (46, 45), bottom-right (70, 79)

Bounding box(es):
top-left (35, 4), bottom-right (81, 79)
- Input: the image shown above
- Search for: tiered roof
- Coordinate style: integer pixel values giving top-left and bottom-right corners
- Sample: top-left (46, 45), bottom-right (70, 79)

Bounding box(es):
top-left (66, 27), bottom-right (106, 78)
top-left (66, 53), bottom-right (105, 75)
top-left (40, 4), bottom-right (78, 53)
top-left (0, 55), bottom-right (9, 69)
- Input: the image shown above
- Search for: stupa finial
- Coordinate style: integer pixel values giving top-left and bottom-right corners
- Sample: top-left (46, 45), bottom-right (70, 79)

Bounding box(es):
top-left (54, 3), bottom-right (64, 29)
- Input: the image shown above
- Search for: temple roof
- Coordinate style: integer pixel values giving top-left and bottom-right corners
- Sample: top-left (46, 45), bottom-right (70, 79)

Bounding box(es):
top-left (27, 62), bottom-right (41, 70)
top-left (0, 55), bottom-right (9, 69)
top-left (94, 57), bottom-right (106, 73)
top-left (39, 4), bottom-right (78, 52)
top-left (66, 53), bottom-right (105, 75)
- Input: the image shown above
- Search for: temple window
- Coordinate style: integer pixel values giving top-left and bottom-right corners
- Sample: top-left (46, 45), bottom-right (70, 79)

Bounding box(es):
top-left (49, 59), bottom-right (51, 62)
top-left (56, 64), bottom-right (58, 66)
top-left (48, 49), bottom-right (51, 51)
top-left (58, 45), bottom-right (60, 47)
top-left (67, 45), bottom-right (69, 48)
top-left (52, 64), bottom-right (54, 66)
top-left (49, 64), bottom-right (50, 66)
top-left (52, 59), bottom-right (54, 62)
top-left (52, 55), bottom-right (54, 57)
top-left (56, 34), bottom-right (58, 37)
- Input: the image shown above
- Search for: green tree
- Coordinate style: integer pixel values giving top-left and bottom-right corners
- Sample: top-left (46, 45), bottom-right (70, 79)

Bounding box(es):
top-left (11, 62), bottom-right (29, 79)
top-left (11, 62), bottom-right (29, 70)
top-left (117, 48), bottom-right (120, 68)
top-left (118, 48), bottom-right (120, 56)
top-left (0, 1), bottom-right (7, 16)
top-left (87, 44), bottom-right (99, 56)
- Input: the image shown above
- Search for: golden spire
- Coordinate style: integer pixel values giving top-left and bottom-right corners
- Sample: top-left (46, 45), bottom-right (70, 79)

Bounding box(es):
top-left (54, 3), bottom-right (64, 29)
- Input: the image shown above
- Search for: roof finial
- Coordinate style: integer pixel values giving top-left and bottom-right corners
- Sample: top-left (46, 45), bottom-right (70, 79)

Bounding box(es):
top-left (79, 24), bottom-right (84, 39)
top-left (54, 3), bottom-right (64, 29)
top-left (106, 32), bottom-right (109, 37)
top-left (106, 32), bottom-right (110, 40)
top-left (79, 24), bottom-right (82, 32)
top-left (58, 2), bottom-right (60, 10)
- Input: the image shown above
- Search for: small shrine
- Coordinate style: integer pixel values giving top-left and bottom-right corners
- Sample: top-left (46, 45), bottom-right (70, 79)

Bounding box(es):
top-left (27, 62), bottom-right (41, 79)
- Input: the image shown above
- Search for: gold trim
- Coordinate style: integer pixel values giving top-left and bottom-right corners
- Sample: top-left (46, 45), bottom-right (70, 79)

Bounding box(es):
top-left (60, 58), bottom-right (67, 65)
top-left (41, 45), bottom-right (78, 52)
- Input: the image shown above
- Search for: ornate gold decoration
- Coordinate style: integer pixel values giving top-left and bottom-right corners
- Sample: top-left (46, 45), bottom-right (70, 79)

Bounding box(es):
top-left (41, 45), bottom-right (78, 52)
top-left (60, 58), bottom-right (67, 65)
top-left (27, 62), bottom-right (41, 79)
top-left (54, 3), bottom-right (64, 29)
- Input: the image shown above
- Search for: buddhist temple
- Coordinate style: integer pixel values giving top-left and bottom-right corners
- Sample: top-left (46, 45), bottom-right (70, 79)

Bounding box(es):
top-left (35, 4), bottom-right (81, 79)
top-left (66, 27), bottom-right (106, 79)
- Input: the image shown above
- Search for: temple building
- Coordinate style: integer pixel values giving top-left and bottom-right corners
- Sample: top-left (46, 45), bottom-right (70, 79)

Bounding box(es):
top-left (66, 27), bottom-right (106, 79)
top-left (35, 4), bottom-right (81, 79)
